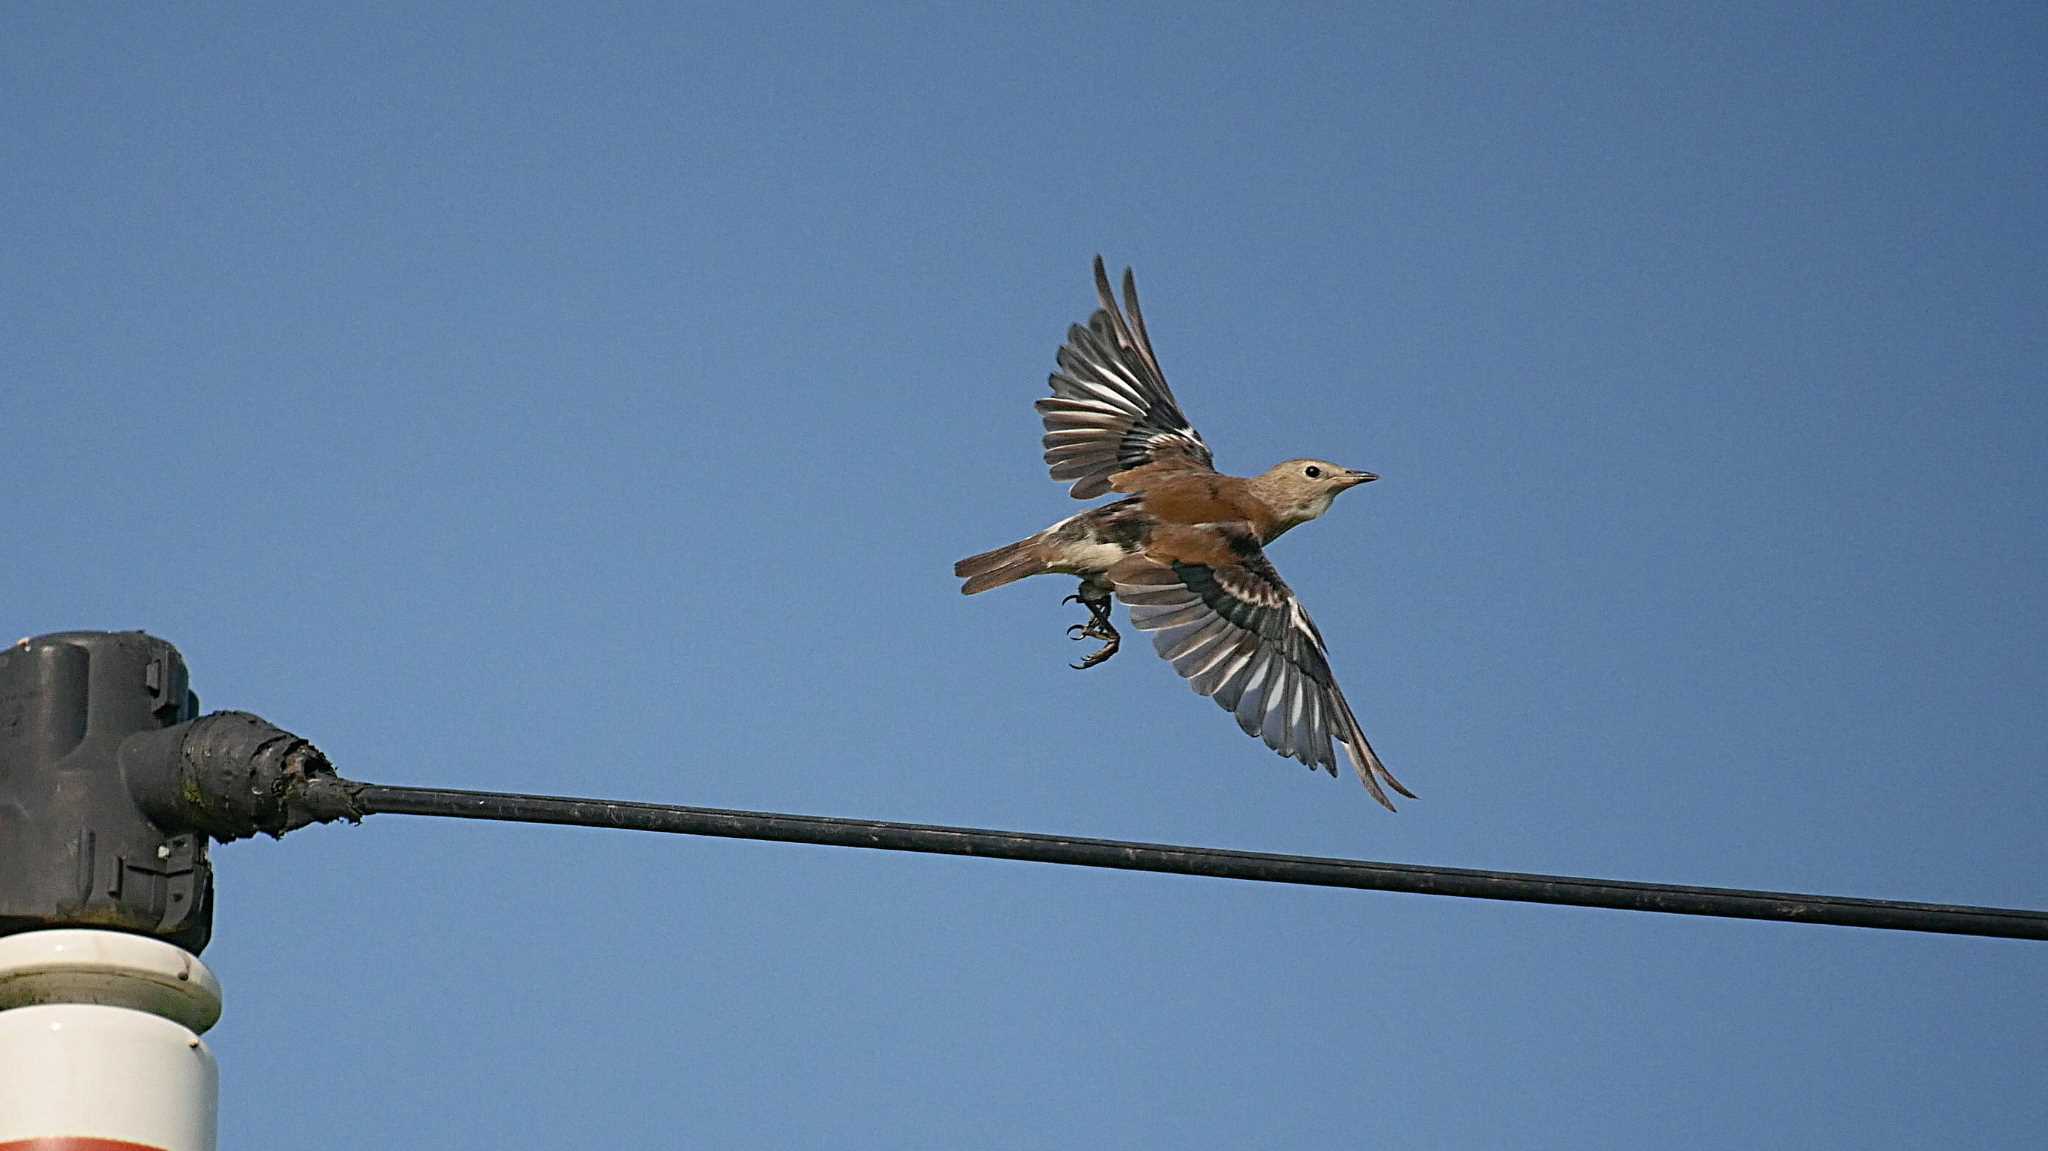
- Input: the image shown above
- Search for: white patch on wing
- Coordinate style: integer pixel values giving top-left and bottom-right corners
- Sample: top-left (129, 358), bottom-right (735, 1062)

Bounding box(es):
top-left (1288, 601), bottom-right (1319, 652)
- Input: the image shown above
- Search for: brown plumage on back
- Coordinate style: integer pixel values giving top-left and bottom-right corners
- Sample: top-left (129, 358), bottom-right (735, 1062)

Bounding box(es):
top-left (954, 257), bottom-right (1411, 810)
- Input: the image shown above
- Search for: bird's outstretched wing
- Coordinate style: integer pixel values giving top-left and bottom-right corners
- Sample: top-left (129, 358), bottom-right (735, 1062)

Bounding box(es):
top-left (1109, 535), bottom-right (1412, 810)
top-left (1036, 256), bottom-right (1214, 499)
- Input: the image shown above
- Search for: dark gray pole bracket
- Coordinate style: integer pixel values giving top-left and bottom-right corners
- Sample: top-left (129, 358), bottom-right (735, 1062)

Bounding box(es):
top-left (0, 631), bottom-right (358, 953)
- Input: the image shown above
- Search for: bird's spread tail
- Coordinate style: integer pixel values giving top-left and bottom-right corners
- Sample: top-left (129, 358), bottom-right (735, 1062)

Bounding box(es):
top-left (954, 536), bottom-right (1046, 595)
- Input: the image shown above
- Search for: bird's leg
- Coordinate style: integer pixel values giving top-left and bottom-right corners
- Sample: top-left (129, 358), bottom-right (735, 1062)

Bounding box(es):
top-left (1062, 597), bottom-right (1116, 640)
top-left (1062, 587), bottom-right (1121, 670)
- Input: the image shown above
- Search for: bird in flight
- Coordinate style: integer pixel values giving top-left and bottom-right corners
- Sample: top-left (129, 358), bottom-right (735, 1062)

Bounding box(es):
top-left (955, 257), bottom-right (1413, 810)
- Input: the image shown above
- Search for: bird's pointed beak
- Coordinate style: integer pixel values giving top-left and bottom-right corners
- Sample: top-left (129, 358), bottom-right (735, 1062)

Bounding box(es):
top-left (1341, 469), bottom-right (1379, 487)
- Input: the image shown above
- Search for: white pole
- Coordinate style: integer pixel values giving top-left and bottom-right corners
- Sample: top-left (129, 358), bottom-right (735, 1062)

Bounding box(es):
top-left (0, 929), bottom-right (222, 1151)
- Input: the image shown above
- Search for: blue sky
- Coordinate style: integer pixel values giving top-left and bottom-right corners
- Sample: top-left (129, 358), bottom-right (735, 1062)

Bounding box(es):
top-left (6, 5), bottom-right (2045, 1147)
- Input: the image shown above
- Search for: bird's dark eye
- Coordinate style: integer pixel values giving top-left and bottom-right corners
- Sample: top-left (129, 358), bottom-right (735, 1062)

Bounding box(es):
top-left (1304, 465), bottom-right (1322, 478)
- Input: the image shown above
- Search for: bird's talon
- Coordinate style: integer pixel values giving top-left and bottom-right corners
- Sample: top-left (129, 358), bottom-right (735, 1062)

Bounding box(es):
top-left (1069, 637), bottom-right (1120, 670)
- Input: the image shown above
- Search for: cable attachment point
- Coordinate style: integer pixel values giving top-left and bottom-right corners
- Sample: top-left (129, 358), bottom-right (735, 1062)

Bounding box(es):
top-left (123, 711), bottom-right (365, 843)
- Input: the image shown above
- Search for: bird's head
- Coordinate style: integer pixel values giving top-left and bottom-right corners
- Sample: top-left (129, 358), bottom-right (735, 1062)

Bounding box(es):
top-left (1249, 458), bottom-right (1378, 534)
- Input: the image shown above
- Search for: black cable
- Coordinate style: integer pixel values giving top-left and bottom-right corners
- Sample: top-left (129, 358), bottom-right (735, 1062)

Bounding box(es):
top-left (343, 783), bottom-right (2048, 941)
